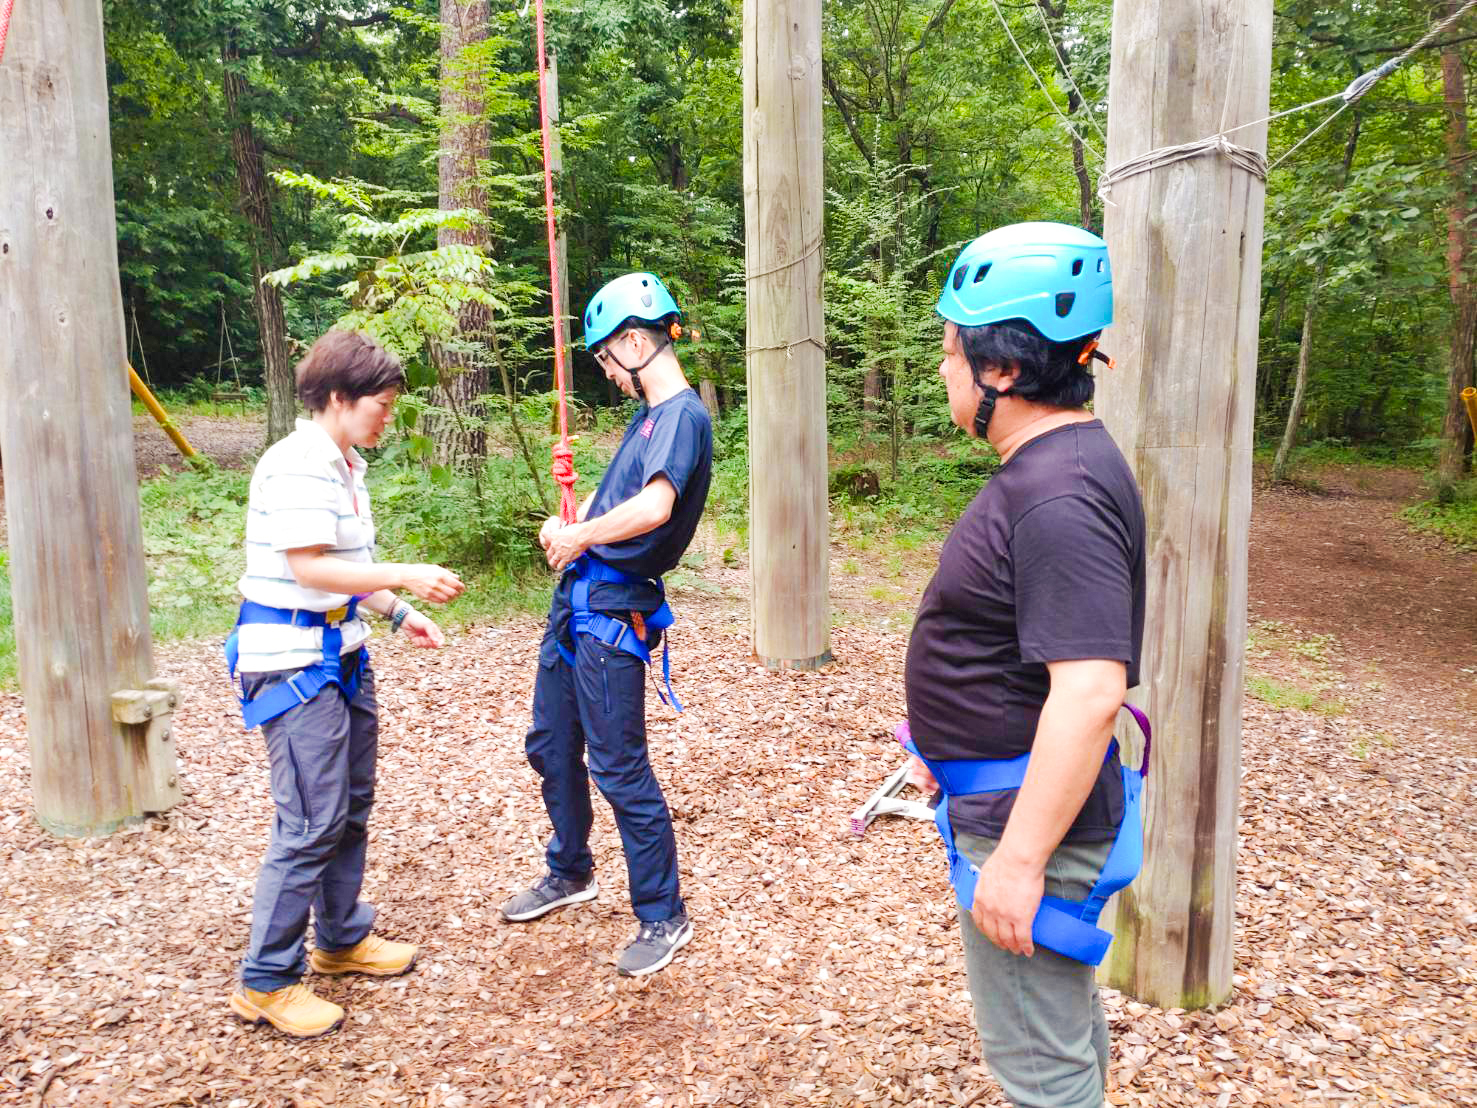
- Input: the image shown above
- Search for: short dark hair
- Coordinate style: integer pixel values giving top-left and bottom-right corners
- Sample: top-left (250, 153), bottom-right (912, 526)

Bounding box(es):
top-left (957, 321), bottom-right (1097, 409)
top-left (295, 330), bottom-right (405, 412)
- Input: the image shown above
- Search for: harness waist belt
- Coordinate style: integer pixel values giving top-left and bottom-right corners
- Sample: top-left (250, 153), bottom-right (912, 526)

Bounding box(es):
top-left (899, 704), bottom-right (1151, 966)
top-left (224, 597), bottom-right (365, 729)
top-left (557, 555), bottom-right (682, 711)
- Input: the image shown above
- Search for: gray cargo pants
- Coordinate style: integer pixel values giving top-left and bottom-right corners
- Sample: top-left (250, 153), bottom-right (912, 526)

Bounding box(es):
top-left (239, 655), bottom-right (378, 992)
top-left (956, 830), bottom-right (1115, 1108)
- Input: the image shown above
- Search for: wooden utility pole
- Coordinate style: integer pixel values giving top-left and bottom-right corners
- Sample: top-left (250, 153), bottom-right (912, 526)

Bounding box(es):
top-left (1095, 1), bottom-right (1271, 1008)
top-left (742, 0), bottom-right (831, 670)
top-left (0, 0), bottom-right (182, 835)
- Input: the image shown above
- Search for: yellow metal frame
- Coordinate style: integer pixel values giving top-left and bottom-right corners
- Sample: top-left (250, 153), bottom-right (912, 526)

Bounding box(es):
top-left (127, 364), bottom-right (198, 461)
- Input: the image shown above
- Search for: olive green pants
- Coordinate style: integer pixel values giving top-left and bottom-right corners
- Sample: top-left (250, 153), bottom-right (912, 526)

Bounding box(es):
top-left (956, 831), bottom-right (1114, 1108)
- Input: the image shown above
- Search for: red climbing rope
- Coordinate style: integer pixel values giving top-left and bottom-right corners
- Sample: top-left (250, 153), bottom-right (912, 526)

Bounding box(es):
top-left (533, 0), bottom-right (579, 525)
top-left (0, 0), bottom-right (18, 66)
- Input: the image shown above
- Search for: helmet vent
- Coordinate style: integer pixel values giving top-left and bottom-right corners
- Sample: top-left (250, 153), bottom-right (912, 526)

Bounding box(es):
top-left (1055, 292), bottom-right (1076, 317)
top-left (1097, 258), bottom-right (1105, 272)
top-left (1071, 258), bottom-right (1084, 276)
top-left (595, 303), bottom-right (604, 316)
top-left (951, 265), bottom-right (967, 291)
top-left (973, 263), bottom-right (991, 284)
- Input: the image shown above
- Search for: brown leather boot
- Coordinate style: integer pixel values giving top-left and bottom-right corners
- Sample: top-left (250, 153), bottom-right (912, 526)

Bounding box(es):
top-left (229, 983), bottom-right (344, 1038)
top-left (309, 933), bottom-right (418, 977)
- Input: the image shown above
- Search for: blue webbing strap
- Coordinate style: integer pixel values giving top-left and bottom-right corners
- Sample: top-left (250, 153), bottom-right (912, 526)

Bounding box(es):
top-left (901, 706), bottom-right (1151, 966)
top-left (556, 556), bottom-right (683, 712)
top-left (224, 598), bottom-right (363, 729)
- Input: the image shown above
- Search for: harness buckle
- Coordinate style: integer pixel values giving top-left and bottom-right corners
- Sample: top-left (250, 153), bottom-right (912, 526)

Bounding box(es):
top-left (285, 670), bottom-right (315, 704)
top-left (324, 605), bottom-right (349, 626)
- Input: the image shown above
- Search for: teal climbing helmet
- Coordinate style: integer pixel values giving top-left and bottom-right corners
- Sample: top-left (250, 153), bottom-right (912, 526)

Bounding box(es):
top-left (582, 272), bottom-right (682, 350)
top-left (936, 222), bottom-right (1112, 343)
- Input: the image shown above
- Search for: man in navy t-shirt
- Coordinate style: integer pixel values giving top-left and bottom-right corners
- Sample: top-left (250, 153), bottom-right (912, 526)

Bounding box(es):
top-left (500, 272), bottom-right (712, 978)
top-left (903, 224), bottom-right (1147, 1108)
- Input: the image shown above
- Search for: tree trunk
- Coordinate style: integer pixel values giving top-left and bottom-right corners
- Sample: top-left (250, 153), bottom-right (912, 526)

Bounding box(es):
top-left (699, 377), bottom-right (720, 419)
top-left (863, 365), bottom-right (884, 421)
top-left (1096, 0), bottom-right (1271, 1010)
top-left (1440, 8), bottom-right (1477, 482)
top-left (1272, 117), bottom-right (1359, 483)
top-left (432, 0), bottom-right (492, 467)
top-left (222, 43), bottom-right (295, 445)
top-left (1271, 268), bottom-right (1323, 482)
top-left (0, 0), bottom-right (179, 835)
top-left (743, 0), bottom-right (831, 670)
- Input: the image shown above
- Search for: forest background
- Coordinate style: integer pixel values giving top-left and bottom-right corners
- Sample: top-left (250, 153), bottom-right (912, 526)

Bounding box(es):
top-left (6, 0), bottom-right (1473, 678)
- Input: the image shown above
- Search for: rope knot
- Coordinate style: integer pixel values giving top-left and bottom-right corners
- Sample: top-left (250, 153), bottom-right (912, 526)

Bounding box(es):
top-left (550, 442), bottom-right (578, 488)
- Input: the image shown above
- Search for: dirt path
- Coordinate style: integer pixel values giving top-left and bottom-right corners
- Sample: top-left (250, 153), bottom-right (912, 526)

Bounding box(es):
top-left (1248, 464), bottom-right (1476, 728)
top-left (0, 446), bottom-right (1472, 1106)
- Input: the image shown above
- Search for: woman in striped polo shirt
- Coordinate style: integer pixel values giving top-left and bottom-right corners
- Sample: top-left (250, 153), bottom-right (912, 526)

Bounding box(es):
top-left (228, 330), bottom-right (464, 1038)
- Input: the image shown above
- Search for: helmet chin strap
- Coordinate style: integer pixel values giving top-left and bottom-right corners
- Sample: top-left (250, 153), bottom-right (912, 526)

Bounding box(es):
top-left (972, 383), bottom-right (999, 439)
top-left (607, 335), bottom-right (671, 400)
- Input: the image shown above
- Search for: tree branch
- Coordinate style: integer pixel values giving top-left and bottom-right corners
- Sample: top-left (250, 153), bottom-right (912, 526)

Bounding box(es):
top-left (272, 12), bottom-right (394, 59)
top-left (823, 62), bottom-right (875, 167)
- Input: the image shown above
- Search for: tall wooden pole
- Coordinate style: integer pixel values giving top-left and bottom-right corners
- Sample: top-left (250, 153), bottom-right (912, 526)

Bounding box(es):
top-left (1095, 1), bottom-right (1271, 1009)
top-left (0, 0), bottom-right (179, 835)
top-left (742, 0), bottom-right (831, 670)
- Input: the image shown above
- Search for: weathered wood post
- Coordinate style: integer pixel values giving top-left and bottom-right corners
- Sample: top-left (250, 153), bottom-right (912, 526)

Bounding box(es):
top-left (1094, 0), bottom-right (1272, 1008)
top-left (0, 0), bottom-right (180, 834)
top-left (742, 0), bottom-right (832, 670)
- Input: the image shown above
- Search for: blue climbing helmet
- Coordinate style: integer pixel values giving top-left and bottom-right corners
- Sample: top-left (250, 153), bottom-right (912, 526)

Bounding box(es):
top-left (582, 271), bottom-right (682, 350)
top-left (936, 221), bottom-right (1112, 343)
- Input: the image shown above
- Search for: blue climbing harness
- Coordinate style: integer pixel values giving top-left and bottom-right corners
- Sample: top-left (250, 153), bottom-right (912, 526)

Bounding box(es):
top-left (899, 704), bottom-right (1152, 966)
top-left (224, 598), bottom-right (366, 729)
top-left (555, 554), bottom-right (683, 712)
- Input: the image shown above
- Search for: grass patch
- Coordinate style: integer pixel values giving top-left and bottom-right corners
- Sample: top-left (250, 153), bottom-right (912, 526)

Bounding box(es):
top-left (1400, 478), bottom-right (1477, 549)
top-left (0, 552), bottom-right (14, 688)
top-left (1253, 439), bottom-right (1435, 470)
top-left (1246, 673), bottom-right (1345, 715)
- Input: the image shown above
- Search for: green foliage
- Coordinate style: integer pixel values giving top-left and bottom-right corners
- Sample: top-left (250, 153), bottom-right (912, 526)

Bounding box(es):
top-left (1401, 478), bottom-right (1477, 549)
top-left (0, 551), bottom-right (14, 689)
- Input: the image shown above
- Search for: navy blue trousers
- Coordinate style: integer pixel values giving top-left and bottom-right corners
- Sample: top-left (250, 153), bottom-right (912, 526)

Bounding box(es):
top-left (240, 657), bottom-right (377, 992)
top-left (525, 594), bottom-right (683, 922)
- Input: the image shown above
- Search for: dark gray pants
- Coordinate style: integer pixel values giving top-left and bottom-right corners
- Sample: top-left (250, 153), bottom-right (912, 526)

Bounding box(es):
top-left (957, 830), bottom-right (1114, 1108)
top-left (240, 657), bottom-right (378, 992)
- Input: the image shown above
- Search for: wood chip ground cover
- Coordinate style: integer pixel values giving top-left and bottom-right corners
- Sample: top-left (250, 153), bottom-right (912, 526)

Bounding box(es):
top-left (0, 465), bottom-right (1472, 1107)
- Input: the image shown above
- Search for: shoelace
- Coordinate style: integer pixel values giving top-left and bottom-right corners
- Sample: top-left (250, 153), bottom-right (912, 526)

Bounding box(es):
top-left (279, 983), bottom-right (316, 1006)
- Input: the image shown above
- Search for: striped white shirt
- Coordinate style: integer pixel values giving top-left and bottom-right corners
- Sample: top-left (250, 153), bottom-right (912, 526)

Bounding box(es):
top-left (235, 419), bottom-right (375, 673)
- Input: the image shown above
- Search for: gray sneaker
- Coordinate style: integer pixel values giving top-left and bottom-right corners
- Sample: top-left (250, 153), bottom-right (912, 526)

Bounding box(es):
top-left (499, 873), bottom-right (598, 922)
top-left (616, 914), bottom-right (693, 976)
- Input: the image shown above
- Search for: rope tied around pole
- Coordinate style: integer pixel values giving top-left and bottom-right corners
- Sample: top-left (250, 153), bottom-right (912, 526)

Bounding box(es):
top-left (1098, 0), bottom-right (1477, 200)
top-left (744, 237), bottom-right (824, 282)
top-left (1098, 135), bottom-right (1268, 206)
top-left (532, 0), bottom-right (579, 524)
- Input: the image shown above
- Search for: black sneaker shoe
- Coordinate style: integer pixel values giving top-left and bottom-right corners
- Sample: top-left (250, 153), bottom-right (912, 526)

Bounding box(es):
top-left (616, 914), bottom-right (693, 976)
top-left (499, 873), bottom-right (598, 922)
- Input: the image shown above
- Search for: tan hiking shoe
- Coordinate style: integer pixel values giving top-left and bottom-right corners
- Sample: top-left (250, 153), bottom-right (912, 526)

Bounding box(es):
top-left (308, 934), bottom-right (418, 977)
top-left (229, 983), bottom-right (344, 1038)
